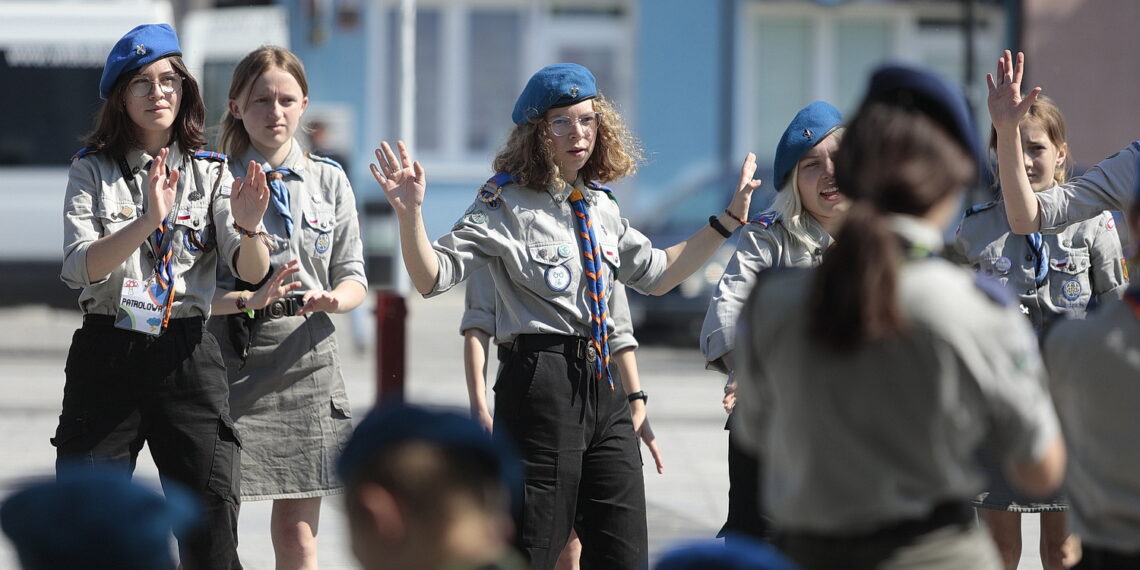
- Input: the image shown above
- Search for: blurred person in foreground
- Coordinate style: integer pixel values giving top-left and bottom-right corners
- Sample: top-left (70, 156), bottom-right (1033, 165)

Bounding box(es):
top-left (0, 466), bottom-right (198, 570)
top-left (734, 63), bottom-right (1066, 569)
top-left (338, 403), bottom-right (526, 570)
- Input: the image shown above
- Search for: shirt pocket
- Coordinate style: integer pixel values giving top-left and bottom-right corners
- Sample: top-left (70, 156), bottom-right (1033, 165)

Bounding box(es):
top-left (94, 199), bottom-right (140, 237)
top-left (173, 203), bottom-right (211, 262)
top-left (302, 205), bottom-right (337, 258)
top-left (599, 241), bottom-right (620, 294)
top-left (1048, 250), bottom-right (1092, 307)
top-left (526, 241), bottom-right (578, 296)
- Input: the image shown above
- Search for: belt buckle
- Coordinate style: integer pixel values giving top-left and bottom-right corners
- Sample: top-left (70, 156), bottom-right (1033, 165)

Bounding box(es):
top-left (268, 300), bottom-right (286, 319)
top-left (585, 343), bottom-right (597, 363)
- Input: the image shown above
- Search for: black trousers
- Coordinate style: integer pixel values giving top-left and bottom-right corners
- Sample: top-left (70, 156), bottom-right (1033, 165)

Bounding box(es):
top-left (493, 334), bottom-right (648, 570)
top-left (720, 413), bottom-right (773, 543)
top-left (1074, 544), bottom-right (1140, 570)
top-left (53, 315), bottom-right (243, 570)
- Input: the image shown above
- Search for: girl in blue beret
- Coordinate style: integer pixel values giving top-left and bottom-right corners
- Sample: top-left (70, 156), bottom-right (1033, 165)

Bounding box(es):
top-left (370, 63), bottom-right (759, 569)
top-left (58, 23), bottom-right (271, 570)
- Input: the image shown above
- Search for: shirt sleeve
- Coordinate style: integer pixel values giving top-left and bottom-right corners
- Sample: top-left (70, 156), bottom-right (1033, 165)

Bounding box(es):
top-left (460, 266), bottom-right (497, 336)
top-left (700, 225), bottom-right (778, 374)
top-left (1037, 142), bottom-right (1137, 233)
top-left (607, 282), bottom-right (639, 353)
top-left (613, 218), bottom-right (668, 295)
top-left (1087, 212), bottom-right (1128, 301)
top-left (208, 161), bottom-right (243, 276)
top-left (326, 168), bottom-right (368, 290)
top-left (430, 199), bottom-right (508, 297)
top-left (60, 158), bottom-right (106, 288)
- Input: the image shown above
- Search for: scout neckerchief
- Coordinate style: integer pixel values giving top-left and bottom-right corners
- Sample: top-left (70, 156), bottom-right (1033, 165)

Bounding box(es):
top-left (116, 155), bottom-right (176, 332)
top-left (568, 186), bottom-right (612, 388)
top-left (1026, 232), bottom-right (1050, 287)
top-left (265, 166), bottom-right (295, 238)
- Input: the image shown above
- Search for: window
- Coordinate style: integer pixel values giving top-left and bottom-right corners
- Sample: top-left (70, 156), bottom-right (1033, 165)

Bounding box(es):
top-left (0, 49), bottom-right (102, 165)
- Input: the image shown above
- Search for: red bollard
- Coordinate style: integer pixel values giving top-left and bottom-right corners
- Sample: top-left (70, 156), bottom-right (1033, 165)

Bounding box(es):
top-left (374, 289), bottom-right (407, 403)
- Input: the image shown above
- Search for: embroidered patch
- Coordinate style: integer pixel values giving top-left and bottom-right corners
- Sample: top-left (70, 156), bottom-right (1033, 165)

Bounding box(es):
top-left (1061, 278), bottom-right (1082, 301)
top-left (994, 256), bottom-right (1012, 273)
top-left (315, 231), bottom-right (331, 254)
top-left (545, 265), bottom-right (571, 292)
top-left (466, 210), bottom-right (488, 225)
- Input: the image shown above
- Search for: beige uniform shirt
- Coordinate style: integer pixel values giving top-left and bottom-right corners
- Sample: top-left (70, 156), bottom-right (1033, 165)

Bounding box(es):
top-left (700, 214), bottom-right (831, 375)
top-left (461, 264), bottom-right (639, 353)
top-left (61, 145), bottom-right (244, 318)
top-left (953, 200), bottom-right (1127, 331)
top-left (216, 142), bottom-right (366, 294)
top-left (1045, 290), bottom-right (1140, 553)
top-left (1036, 141), bottom-right (1136, 233)
top-left (735, 215), bottom-right (1060, 534)
top-left (431, 179), bottom-right (667, 344)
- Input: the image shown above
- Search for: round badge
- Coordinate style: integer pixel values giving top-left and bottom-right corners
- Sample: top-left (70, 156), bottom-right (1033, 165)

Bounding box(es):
top-left (467, 210), bottom-right (488, 224)
top-left (183, 230), bottom-right (201, 253)
top-left (994, 256), bottom-right (1012, 273)
top-left (315, 231), bottom-right (331, 254)
top-left (557, 244), bottom-right (573, 259)
top-left (1061, 278), bottom-right (1082, 301)
top-left (545, 264), bottom-right (572, 292)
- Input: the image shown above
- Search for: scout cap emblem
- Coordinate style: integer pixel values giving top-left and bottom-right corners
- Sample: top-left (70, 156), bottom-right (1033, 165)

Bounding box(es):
top-left (135, 44), bottom-right (147, 55)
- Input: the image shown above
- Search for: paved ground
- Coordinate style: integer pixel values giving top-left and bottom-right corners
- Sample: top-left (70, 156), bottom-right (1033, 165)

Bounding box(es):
top-left (0, 289), bottom-right (1045, 568)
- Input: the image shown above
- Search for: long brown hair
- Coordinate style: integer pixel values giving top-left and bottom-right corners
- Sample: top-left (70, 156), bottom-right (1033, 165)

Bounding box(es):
top-left (809, 101), bottom-right (976, 350)
top-left (217, 46), bottom-right (309, 158)
top-left (492, 95), bottom-right (642, 188)
top-left (82, 56), bottom-right (206, 158)
top-left (987, 93), bottom-right (1070, 186)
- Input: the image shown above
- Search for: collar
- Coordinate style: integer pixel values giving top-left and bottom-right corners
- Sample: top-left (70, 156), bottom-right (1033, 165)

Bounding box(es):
top-left (125, 144), bottom-right (185, 172)
top-left (548, 177), bottom-right (595, 206)
top-left (887, 213), bottom-right (945, 257)
top-left (244, 138), bottom-right (308, 181)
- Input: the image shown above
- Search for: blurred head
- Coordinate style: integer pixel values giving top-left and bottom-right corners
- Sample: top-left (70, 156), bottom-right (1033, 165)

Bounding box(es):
top-left (988, 94), bottom-right (1069, 192)
top-left (495, 63), bottom-right (641, 189)
top-left (338, 404), bottom-right (522, 570)
top-left (1, 467), bottom-right (198, 570)
top-left (219, 46), bottom-right (310, 159)
top-left (654, 537), bottom-right (798, 570)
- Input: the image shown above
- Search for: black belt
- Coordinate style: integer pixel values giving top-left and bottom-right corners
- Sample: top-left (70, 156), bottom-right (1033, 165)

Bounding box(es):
top-left (504, 334), bottom-right (597, 362)
top-left (252, 295), bottom-right (304, 319)
top-left (83, 314), bottom-right (203, 328)
top-left (778, 502), bottom-right (974, 545)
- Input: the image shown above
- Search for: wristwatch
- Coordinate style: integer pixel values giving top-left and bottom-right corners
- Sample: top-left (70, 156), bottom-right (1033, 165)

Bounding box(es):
top-left (627, 390), bottom-right (648, 404)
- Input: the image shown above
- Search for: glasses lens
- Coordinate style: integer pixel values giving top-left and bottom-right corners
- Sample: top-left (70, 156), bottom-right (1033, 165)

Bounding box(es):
top-left (548, 114), bottom-right (598, 137)
top-left (128, 76), bottom-right (182, 97)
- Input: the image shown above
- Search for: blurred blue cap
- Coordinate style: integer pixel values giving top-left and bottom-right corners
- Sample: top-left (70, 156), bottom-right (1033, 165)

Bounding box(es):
top-left (655, 537), bottom-right (800, 570)
top-left (1, 467), bottom-right (199, 570)
top-left (863, 62), bottom-right (984, 173)
top-left (100, 23), bottom-right (182, 100)
top-left (773, 101), bottom-right (844, 190)
top-left (511, 63), bottom-right (598, 125)
top-left (338, 404), bottom-right (523, 511)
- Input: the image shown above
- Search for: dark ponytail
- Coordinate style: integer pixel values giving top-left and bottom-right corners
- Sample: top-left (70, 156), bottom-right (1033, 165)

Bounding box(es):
top-left (809, 101), bottom-right (975, 350)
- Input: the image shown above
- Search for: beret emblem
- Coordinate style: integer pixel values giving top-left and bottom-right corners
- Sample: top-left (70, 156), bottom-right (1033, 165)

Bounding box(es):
top-left (134, 44), bottom-right (147, 55)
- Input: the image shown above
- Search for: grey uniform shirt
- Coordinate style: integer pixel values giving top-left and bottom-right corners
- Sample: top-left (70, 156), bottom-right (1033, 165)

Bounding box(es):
top-left (735, 214), bottom-right (1060, 534)
top-left (216, 141), bottom-right (367, 294)
top-left (954, 200), bottom-right (1126, 331)
top-left (1045, 290), bottom-right (1140, 553)
top-left (61, 145), bottom-right (244, 317)
top-left (1036, 141), bottom-right (1137, 233)
top-left (461, 263), bottom-right (639, 353)
top-left (700, 215), bottom-right (831, 375)
top-left (431, 179), bottom-right (667, 345)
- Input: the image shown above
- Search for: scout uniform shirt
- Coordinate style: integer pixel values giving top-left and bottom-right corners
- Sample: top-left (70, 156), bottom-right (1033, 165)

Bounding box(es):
top-left (461, 263), bottom-right (640, 354)
top-left (217, 141), bottom-right (367, 295)
top-left (431, 178), bottom-right (667, 346)
top-left (1036, 141), bottom-right (1137, 233)
top-left (700, 213), bottom-right (832, 375)
top-left (61, 145), bottom-right (244, 318)
top-left (953, 200), bottom-right (1127, 331)
top-left (734, 214), bottom-right (1060, 534)
top-left (1045, 288), bottom-right (1140, 554)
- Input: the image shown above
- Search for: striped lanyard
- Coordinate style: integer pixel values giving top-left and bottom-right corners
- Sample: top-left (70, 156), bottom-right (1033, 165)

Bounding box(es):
top-left (153, 220), bottom-right (176, 328)
top-left (568, 187), bottom-right (612, 388)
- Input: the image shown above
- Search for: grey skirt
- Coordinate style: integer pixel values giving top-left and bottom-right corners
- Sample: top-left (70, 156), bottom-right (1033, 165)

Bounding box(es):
top-left (209, 311), bottom-right (353, 501)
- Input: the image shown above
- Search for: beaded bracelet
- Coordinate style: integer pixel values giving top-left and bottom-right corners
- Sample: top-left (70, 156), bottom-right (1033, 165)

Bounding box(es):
top-left (724, 208), bottom-right (747, 227)
top-left (232, 223), bottom-right (277, 250)
top-left (235, 292), bottom-right (254, 319)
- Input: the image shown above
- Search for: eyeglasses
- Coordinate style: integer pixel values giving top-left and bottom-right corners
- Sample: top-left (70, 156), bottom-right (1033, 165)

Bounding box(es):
top-left (547, 113), bottom-right (601, 137)
top-left (127, 74), bottom-right (183, 98)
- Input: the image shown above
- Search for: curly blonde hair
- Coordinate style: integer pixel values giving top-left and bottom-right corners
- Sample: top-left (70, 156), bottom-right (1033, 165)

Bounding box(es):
top-left (492, 95), bottom-right (643, 189)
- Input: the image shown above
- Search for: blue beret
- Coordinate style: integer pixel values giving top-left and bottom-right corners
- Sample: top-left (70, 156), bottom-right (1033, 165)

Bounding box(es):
top-left (654, 537), bottom-right (799, 570)
top-left (511, 63), bottom-right (598, 125)
top-left (338, 404), bottom-right (523, 509)
top-left (773, 101), bottom-right (844, 190)
top-left (1, 467), bottom-right (199, 570)
top-left (99, 23), bottom-right (182, 100)
top-left (863, 63), bottom-right (984, 174)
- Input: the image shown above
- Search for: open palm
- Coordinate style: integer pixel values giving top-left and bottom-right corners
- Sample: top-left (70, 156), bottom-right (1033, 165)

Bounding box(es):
top-left (370, 140), bottom-right (426, 216)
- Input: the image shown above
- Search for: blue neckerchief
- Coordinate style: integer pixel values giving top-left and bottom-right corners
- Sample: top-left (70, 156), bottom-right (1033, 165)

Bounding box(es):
top-left (265, 166), bottom-right (294, 238)
top-left (1026, 232), bottom-right (1049, 287)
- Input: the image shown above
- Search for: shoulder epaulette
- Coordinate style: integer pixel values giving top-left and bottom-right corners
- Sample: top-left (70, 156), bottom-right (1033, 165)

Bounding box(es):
top-left (586, 180), bottom-right (619, 205)
top-left (973, 274), bottom-right (1014, 306)
top-left (310, 154), bottom-right (344, 170)
top-left (477, 172), bottom-right (514, 209)
top-left (71, 147), bottom-right (97, 161)
top-left (964, 200), bottom-right (997, 217)
top-left (193, 151), bottom-right (228, 162)
top-left (749, 211), bottom-right (779, 228)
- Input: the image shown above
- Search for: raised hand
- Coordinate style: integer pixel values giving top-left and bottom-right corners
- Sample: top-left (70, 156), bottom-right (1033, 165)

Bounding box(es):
top-left (248, 260), bottom-right (302, 310)
top-left (369, 140), bottom-right (426, 218)
top-left (146, 147), bottom-right (179, 226)
top-left (726, 152), bottom-right (762, 224)
top-left (986, 50), bottom-right (1041, 133)
top-left (231, 160), bottom-right (269, 230)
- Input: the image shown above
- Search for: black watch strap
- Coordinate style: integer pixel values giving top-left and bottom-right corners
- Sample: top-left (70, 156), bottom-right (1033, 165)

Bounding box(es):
top-left (627, 390), bottom-right (648, 404)
top-left (708, 215), bottom-right (732, 238)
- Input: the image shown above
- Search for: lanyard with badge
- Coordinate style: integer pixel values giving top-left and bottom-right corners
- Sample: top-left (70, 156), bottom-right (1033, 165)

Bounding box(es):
top-left (113, 156), bottom-right (176, 336)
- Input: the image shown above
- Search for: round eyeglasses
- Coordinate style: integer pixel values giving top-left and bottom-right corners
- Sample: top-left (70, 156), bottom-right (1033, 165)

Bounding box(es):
top-left (127, 75), bottom-right (183, 98)
top-left (547, 113), bottom-right (601, 137)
